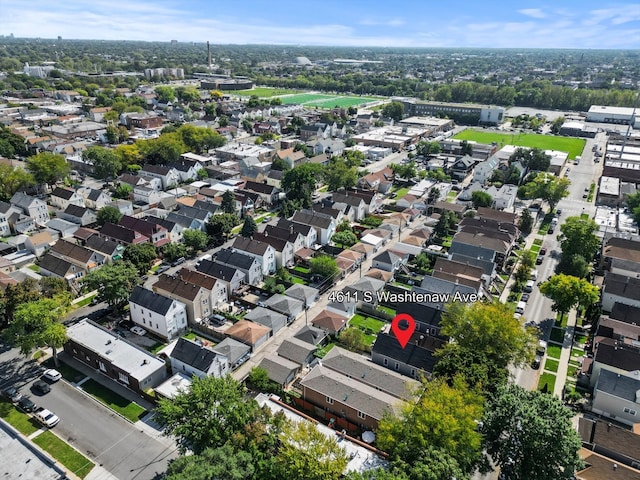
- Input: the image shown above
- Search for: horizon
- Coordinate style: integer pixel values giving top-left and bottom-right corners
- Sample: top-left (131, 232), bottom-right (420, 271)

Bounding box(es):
top-left (3, 0), bottom-right (640, 50)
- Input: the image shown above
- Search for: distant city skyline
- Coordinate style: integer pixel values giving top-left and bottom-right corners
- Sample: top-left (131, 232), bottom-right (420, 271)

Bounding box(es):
top-left (3, 0), bottom-right (640, 49)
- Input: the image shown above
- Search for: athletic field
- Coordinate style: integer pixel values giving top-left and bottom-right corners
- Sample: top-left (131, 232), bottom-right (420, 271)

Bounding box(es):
top-left (233, 87), bottom-right (379, 109)
top-left (453, 129), bottom-right (586, 159)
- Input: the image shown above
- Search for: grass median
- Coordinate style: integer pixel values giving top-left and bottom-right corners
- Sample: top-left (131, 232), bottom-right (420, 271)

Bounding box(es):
top-left (80, 379), bottom-right (146, 423)
top-left (33, 430), bottom-right (94, 479)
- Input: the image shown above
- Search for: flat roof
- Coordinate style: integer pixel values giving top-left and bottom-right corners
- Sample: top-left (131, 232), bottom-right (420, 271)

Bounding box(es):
top-left (67, 319), bottom-right (165, 381)
top-left (599, 176), bottom-right (620, 196)
top-left (155, 372), bottom-right (192, 399)
top-left (588, 105), bottom-right (636, 116)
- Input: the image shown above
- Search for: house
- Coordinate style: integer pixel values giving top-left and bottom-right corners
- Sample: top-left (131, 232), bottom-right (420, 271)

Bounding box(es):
top-left (432, 257), bottom-right (485, 290)
top-left (576, 448), bottom-right (640, 480)
top-left (172, 205), bottom-right (213, 231)
top-left (50, 239), bottom-right (106, 272)
top-left (359, 233), bottom-right (386, 252)
top-left (231, 236), bottom-right (277, 276)
top-left (128, 286), bottom-right (188, 341)
top-left (152, 274), bottom-right (213, 325)
top-left (300, 364), bottom-right (402, 430)
top-left (418, 276), bottom-right (481, 308)
top-left (50, 187), bottom-right (84, 210)
top-left (146, 216), bottom-right (183, 243)
top-left (45, 218), bottom-right (79, 238)
top-left (364, 268), bottom-right (394, 283)
top-left (358, 168), bottom-right (394, 193)
top-left (393, 234), bottom-right (427, 256)
top-left (38, 252), bottom-right (84, 284)
top-left (177, 268), bottom-right (228, 309)
top-left (211, 338), bottom-right (251, 370)
top-left (10, 192), bottom-right (50, 226)
top-left (77, 187), bottom-right (112, 210)
top-left (371, 330), bottom-right (445, 379)
top-left (275, 219), bottom-right (317, 249)
top-left (119, 215), bottom-right (169, 248)
top-left (107, 199), bottom-right (134, 217)
top-left (160, 337), bottom-right (229, 379)
top-left (196, 259), bottom-right (246, 294)
top-left (64, 318), bottom-right (167, 394)
top-left (577, 417), bottom-right (640, 472)
top-left (589, 339), bottom-right (640, 387)
top-left (264, 294), bottom-right (305, 322)
top-left (284, 284), bottom-right (319, 308)
top-left (265, 169), bottom-right (283, 189)
top-left (277, 337), bottom-right (316, 366)
top-left (59, 204), bottom-right (96, 226)
top-left (258, 356), bottom-right (300, 388)
top-left (85, 235), bottom-right (124, 263)
top-left (591, 369), bottom-right (640, 427)
top-left (601, 237), bottom-right (640, 278)
top-left (100, 222), bottom-right (149, 245)
top-left (396, 194), bottom-right (427, 211)
top-left (169, 160), bottom-right (201, 183)
top-left (0, 202), bottom-right (18, 236)
top-left (344, 277), bottom-right (386, 306)
top-left (24, 230), bottom-right (55, 256)
top-left (215, 248), bottom-right (263, 285)
top-left (371, 250), bottom-right (403, 272)
top-left (139, 164), bottom-right (180, 189)
top-left (350, 242), bottom-right (375, 259)
top-left (601, 272), bottom-right (640, 312)
top-left (291, 210), bottom-right (336, 246)
top-left (485, 184), bottom-right (518, 210)
top-left (225, 320), bottom-right (271, 352)
top-left (450, 155), bottom-right (475, 180)
top-left (294, 325), bottom-right (328, 346)
top-left (332, 192), bottom-right (367, 221)
top-left (252, 232), bottom-right (294, 268)
top-left (243, 181), bottom-right (279, 206)
top-left (451, 231), bottom-right (511, 267)
top-left (244, 307), bottom-right (287, 335)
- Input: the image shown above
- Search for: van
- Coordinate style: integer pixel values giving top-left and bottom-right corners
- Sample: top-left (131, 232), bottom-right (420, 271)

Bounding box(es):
top-left (515, 301), bottom-right (527, 315)
top-left (524, 280), bottom-right (535, 293)
top-left (551, 218), bottom-right (558, 226)
top-left (530, 269), bottom-right (538, 281)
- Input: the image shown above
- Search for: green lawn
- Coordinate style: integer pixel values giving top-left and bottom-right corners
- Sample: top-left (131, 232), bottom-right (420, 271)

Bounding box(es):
top-left (147, 342), bottom-right (167, 355)
top-left (80, 379), bottom-right (146, 423)
top-left (530, 245), bottom-right (540, 254)
top-left (555, 314), bottom-right (569, 328)
top-left (394, 186), bottom-right (410, 198)
top-left (28, 264), bottom-right (41, 272)
top-left (350, 314), bottom-right (385, 333)
top-left (290, 276), bottom-right (307, 285)
top-left (533, 238), bottom-right (543, 246)
top-left (314, 343), bottom-right (335, 359)
top-left (74, 295), bottom-right (96, 308)
top-left (293, 266), bottom-right (310, 274)
top-left (538, 372), bottom-right (556, 392)
top-left (44, 360), bottom-right (85, 383)
top-left (574, 334), bottom-right (588, 345)
top-left (233, 87), bottom-right (297, 97)
top-left (33, 430), bottom-right (95, 479)
top-left (547, 344), bottom-right (562, 359)
top-left (544, 358), bottom-right (560, 373)
top-left (446, 191), bottom-right (457, 202)
top-left (376, 305), bottom-right (396, 317)
top-left (550, 327), bottom-right (565, 343)
top-left (567, 365), bottom-right (579, 378)
top-left (0, 400), bottom-right (40, 436)
top-left (276, 93), bottom-right (378, 108)
top-left (453, 129), bottom-right (586, 159)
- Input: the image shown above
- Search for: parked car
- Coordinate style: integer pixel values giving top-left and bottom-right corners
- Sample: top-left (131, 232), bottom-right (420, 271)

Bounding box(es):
top-left (32, 380), bottom-right (51, 395)
top-left (1, 386), bottom-right (22, 403)
top-left (34, 408), bottom-right (60, 428)
top-left (532, 354), bottom-right (542, 369)
top-left (540, 247), bottom-right (547, 255)
top-left (536, 255), bottom-right (544, 265)
top-left (555, 209), bottom-right (562, 216)
top-left (521, 293), bottom-right (530, 302)
top-left (524, 280), bottom-right (535, 293)
top-left (130, 326), bottom-right (147, 336)
top-left (42, 369), bottom-right (62, 383)
top-left (17, 396), bottom-right (37, 413)
top-left (156, 265), bottom-right (170, 275)
top-left (172, 257), bottom-right (186, 267)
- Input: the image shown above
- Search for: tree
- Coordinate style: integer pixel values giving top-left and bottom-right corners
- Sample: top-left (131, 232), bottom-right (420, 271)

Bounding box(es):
top-left (82, 261), bottom-right (140, 309)
top-left (539, 274), bottom-right (600, 321)
top-left (165, 444), bottom-right (255, 480)
top-left (182, 229), bottom-right (208, 252)
top-left (338, 327), bottom-right (366, 352)
top-left (26, 152), bottom-right (70, 187)
top-left (556, 253), bottom-right (590, 278)
top-left (275, 420), bottom-right (349, 480)
top-left (0, 163), bottom-right (35, 201)
top-left (382, 101), bottom-right (404, 122)
top-left (176, 124), bottom-right (225, 153)
top-left (271, 156), bottom-right (291, 171)
top-left (331, 230), bottom-right (358, 247)
top-left (522, 173), bottom-right (570, 210)
top-left (123, 243), bottom-right (157, 274)
top-left (482, 384), bottom-right (583, 480)
top-left (471, 190), bottom-right (493, 208)
top-left (282, 163), bottom-right (324, 208)
top-left (434, 211), bottom-right (457, 238)
top-left (162, 242), bottom-right (187, 263)
top-left (137, 133), bottom-right (187, 165)
top-left (427, 187), bottom-right (440, 204)
top-left (96, 205), bottom-right (123, 226)
top-left (240, 216), bottom-right (258, 238)
top-left (343, 150), bottom-right (365, 168)
top-left (155, 85), bottom-right (175, 104)
top-left (558, 216), bottom-right (599, 261)
top-left (219, 190), bottom-right (236, 216)
top-left (377, 377), bottom-right (484, 474)
top-left (417, 141), bottom-right (442, 157)
top-left (460, 140), bottom-right (473, 156)
top-left (325, 157), bottom-right (358, 191)
top-left (83, 146), bottom-right (122, 180)
top-left (112, 182), bottom-right (132, 199)
top-left (247, 366), bottom-right (271, 391)
top-left (519, 208), bottom-right (534, 234)
top-left (206, 213), bottom-right (239, 244)
top-left (508, 147), bottom-right (551, 172)
top-left (390, 161), bottom-right (417, 179)
top-left (155, 375), bottom-right (260, 454)
top-left (309, 255), bottom-right (339, 279)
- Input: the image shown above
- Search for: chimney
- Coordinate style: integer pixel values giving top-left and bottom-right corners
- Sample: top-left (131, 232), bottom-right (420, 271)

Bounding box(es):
top-left (207, 41), bottom-right (212, 68)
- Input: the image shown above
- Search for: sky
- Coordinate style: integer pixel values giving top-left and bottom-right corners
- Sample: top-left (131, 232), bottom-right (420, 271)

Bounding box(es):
top-left (2, 0), bottom-right (640, 49)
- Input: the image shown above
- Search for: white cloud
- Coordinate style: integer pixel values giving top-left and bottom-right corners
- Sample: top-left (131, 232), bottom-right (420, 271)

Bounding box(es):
top-left (359, 18), bottom-right (406, 27)
top-left (518, 8), bottom-right (547, 19)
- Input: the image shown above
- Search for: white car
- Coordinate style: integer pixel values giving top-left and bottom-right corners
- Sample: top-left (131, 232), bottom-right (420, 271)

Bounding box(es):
top-left (42, 369), bottom-right (62, 383)
top-left (35, 408), bottom-right (60, 428)
top-left (130, 326), bottom-right (147, 336)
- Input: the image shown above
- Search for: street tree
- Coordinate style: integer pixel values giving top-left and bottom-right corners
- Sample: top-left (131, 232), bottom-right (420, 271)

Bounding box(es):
top-left (556, 253), bottom-right (590, 278)
top-left (165, 444), bottom-right (255, 480)
top-left (96, 205), bottom-right (123, 226)
top-left (471, 190), bottom-right (493, 208)
top-left (539, 274), bottom-right (600, 321)
top-left (155, 374), bottom-right (260, 454)
top-left (82, 261), bottom-right (140, 309)
top-left (182, 229), bottom-right (208, 252)
top-left (176, 124), bottom-right (225, 153)
top-left (221, 190), bottom-right (237, 214)
top-left (416, 141), bottom-right (442, 157)
top-left (482, 384), bottom-right (583, 480)
top-left (123, 243), bottom-right (157, 274)
top-left (26, 152), bottom-right (70, 188)
top-left (162, 242), bottom-right (187, 263)
top-left (240, 216), bottom-right (258, 238)
top-left (309, 254), bottom-right (339, 279)
top-left (0, 278), bottom-right (41, 327)
top-left (83, 146), bottom-right (122, 180)
top-left (275, 420), bottom-right (349, 480)
top-left (518, 208), bottom-right (534, 234)
top-left (0, 163), bottom-right (35, 201)
top-left (522, 172), bottom-right (570, 210)
top-left (206, 213), bottom-right (239, 244)
top-left (377, 376), bottom-right (484, 475)
top-left (558, 216), bottom-right (600, 261)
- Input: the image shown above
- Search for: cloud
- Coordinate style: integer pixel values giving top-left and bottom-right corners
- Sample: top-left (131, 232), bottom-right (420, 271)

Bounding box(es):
top-left (359, 18), bottom-right (406, 27)
top-left (517, 8), bottom-right (547, 19)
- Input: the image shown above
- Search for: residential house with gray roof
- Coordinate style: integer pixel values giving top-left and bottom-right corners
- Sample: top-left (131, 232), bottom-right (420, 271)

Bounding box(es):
top-left (291, 210), bottom-right (336, 245)
top-left (161, 337), bottom-right (229, 379)
top-left (293, 325), bottom-right (328, 346)
top-left (211, 338), bottom-right (251, 370)
top-left (244, 307), bottom-right (287, 335)
top-left (85, 235), bottom-right (124, 262)
top-left (215, 248), bottom-right (263, 285)
top-left (129, 286), bottom-right (187, 341)
top-left (10, 192), bottom-right (50, 226)
top-left (50, 187), bottom-right (84, 211)
top-left (231, 236), bottom-right (276, 276)
top-left (592, 369), bottom-right (640, 427)
top-left (277, 337), bottom-right (316, 366)
top-left (100, 222), bottom-right (149, 245)
top-left (139, 164), bottom-right (180, 189)
top-left (252, 232), bottom-right (294, 268)
top-left (196, 259), bottom-right (245, 293)
top-left (264, 294), bottom-right (304, 322)
top-left (152, 274), bottom-right (212, 325)
top-left (258, 356), bottom-right (300, 388)
top-left (59, 204), bottom-right (96, 226)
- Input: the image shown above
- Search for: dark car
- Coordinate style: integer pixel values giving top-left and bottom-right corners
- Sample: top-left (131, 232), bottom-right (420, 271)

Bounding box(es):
top-left (32, 380), bottom-right (51, 395)
top-left (536, 255), bottom-right (544, 265)
top-left (2, 386), bottom-right (22, 403)
top-left (156, 265), bottom-right (170, 275)
top-left (540, 247), bottom-right (547, 255)
top-left (555, 209), bottom-right (562, 216)
top-left (532, 355), bottom-right (542, 369)
top-left (17, 396), bottom-right (37, 413)
top-left (548, 227), bottom-right (554, 234)
top-left (521, 293), bottom-right (530, 302)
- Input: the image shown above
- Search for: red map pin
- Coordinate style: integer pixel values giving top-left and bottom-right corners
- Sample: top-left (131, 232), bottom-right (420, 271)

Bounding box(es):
top-left (391, 313), bottom-right (416, 349)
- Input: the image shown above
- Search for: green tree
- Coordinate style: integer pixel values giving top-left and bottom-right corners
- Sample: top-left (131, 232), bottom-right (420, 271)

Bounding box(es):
top-left (123, 243), bottom-right (158, 274)
top-left (271, 157), bottom-right (291, 171)
top-left (338, 327), bottom-right (366, 352)
top-left (390, 161), bottom-right (417, 179)
top-left (482, 384), bottom-right (583, 480)
top-left (382, 101), bottom-right (404, 122)
top-left (343, 150), bottom-right (365, 168)
top-left (206, 213), bottom-right (239, 244)
top-left (247, 366), bottom-right (271, 390)
top-left (162, 242), bottom-right (187, 263)
top-left (434, 211), bottom-right (457, 238)
top-left (182, 229), bottom-right (208, 252)
top-left (0, 278), bottom-right (41, 327)
top-left (96, 205), bottom-right (123, 226)
top-left (558, 216), bottom-right (599, 261)
top-left (309, 254), bottom-right (339, 279)
top-left (331, 230), bottom-right (358, 247)
top-left (275, 420), bottom-right (349, 480)
top-left (221, 190), bottom-right (237, 214)
top-left (176, 124), bottom-right (225, 153)
top-left (417, 141), bottom-right (442, 157)
top-left (82, 261), bottom-right (140, 309)
top-left (522, 173), bottom-right (570, 210)
top-left (325, 157), bottom-right (358, 191)
top-left (0, 163), bottom-right (35, 201)
top-left (377, 377), bottom-right (484, 474)
top-left (539, 274), bottom-right (600, 321)
top-left (137, 132), bottom-right (187, 165)
top-left (155, 375), bottom-right (260, 454)
top-left (471, 190), bottom-right (493, 208)
top-left (556, 253), bottom-right (590, 278)
top-left (282, 163), bottom-right (324, 208)
top-left (112, 182), bottom-right (132, 199)
top-left (240, 216), bottom-right (258, 238)
top-left (460, 140), bottom-right (473, 156)
top-left (165, 444), bottom-right (255, 480)
top-left (83, 146), bottom-right (122, 180)
top-left (26, 152), bottom-right (70, 187)
top-left (155, 85), bottom-right (176, 104)
top-left (519, 208), bottom-right (534, 234)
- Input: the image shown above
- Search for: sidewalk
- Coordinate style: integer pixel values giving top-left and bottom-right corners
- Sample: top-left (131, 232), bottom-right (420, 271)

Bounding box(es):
top-left (553, 309), bottom-right (577, 398)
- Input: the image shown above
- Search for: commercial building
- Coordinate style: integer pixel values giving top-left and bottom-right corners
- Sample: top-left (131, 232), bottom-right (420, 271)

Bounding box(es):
top-left (397, 98), bottom-right (504, 125)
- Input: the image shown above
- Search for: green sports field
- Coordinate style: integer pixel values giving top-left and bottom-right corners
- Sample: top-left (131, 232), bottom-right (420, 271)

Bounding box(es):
top-left (233, 87), bottom-right (379, 109)
top-left (453, 129), bottom-right (586, 159)
top-left (234, 87), bottom-right (297, 97)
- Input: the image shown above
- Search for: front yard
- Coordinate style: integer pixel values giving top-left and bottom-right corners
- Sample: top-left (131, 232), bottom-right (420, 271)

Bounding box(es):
top-left (80, 379), bottom-right (146, 423)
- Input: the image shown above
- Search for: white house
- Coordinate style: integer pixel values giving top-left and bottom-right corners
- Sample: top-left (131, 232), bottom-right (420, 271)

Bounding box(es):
top-left (472, 156), bottom-right (500, 184)
top-left (139, 165), bottom-right (181, 190)
top-left (77, 187), bottom-right (112, 210)
top-left (129, 286), bottom-right (188, 341)
top-left (10, 192), bottom-right (50, 226)
top-left (291, 210), bottom-right (336, 246)
top-left (50, 187), bottom-right (85, 211)
top-left (231, 236), bottom-right (277, 276)
top-left (161, 337), bottom-right (229, 379)
top-left (591, 369), bottom-right (640, 427)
